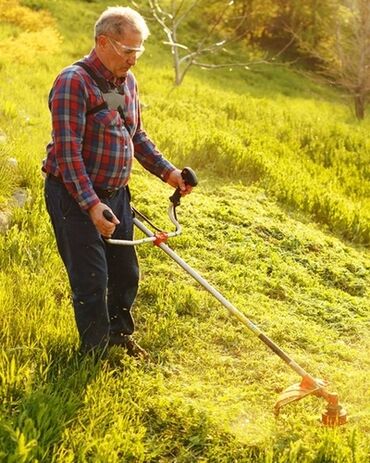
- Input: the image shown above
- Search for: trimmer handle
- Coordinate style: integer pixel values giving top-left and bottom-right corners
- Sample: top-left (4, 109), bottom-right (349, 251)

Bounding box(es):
top-left (169, 167), bottom-right (198, 206)
top-left (103, 209), bottom-right (114, 222)
top-left (103, 166), bottom-right (197, 223)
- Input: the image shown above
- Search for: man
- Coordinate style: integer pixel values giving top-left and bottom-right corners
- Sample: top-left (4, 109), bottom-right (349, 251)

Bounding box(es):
top-left (43, 6), bottom-right (193, 356)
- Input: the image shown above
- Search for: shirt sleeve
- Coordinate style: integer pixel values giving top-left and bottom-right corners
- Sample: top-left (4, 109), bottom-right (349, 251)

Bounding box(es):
top-left (49, 68), bottom-right (100, 210)
top-left (132, 84), bottom-right (175, 182)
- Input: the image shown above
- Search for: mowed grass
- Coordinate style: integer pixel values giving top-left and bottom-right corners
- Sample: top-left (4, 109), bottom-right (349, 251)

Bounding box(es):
top-left (0, 1), bottom-right (369, 462)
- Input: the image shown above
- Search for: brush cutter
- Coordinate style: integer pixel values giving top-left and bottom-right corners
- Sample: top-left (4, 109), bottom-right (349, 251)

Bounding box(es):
top-left (103, 167), bottom-right (347, 426)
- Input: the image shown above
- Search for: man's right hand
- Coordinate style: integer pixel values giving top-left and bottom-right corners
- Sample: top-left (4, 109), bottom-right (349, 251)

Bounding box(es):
top-left (88, 202), bottom-right (120, 237)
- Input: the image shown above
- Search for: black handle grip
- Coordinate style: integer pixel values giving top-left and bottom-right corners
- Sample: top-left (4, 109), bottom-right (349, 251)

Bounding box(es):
top-left (103, 209), bottom-right (114, 222)
top-left (181, 167), bottom-right (198, 187)
top-left (170, 167), bottom-right (198, 206)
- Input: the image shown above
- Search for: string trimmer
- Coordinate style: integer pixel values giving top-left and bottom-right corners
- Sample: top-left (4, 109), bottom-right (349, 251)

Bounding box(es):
top-left (103, 167), bottom-right (347, 426)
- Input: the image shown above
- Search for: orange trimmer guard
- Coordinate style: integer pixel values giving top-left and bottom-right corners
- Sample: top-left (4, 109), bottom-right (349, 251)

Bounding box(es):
top-left (274, 376), bottom-right (328, 415)
top-left (274, 376), bottom-right (348, 426)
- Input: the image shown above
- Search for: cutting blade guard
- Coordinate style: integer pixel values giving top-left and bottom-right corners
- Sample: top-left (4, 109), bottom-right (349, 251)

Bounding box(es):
top-left (275, 375), bottom-right (348, 426)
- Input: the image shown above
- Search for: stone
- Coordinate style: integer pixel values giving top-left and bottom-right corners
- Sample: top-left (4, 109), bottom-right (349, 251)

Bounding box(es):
top-left (0, 211), bottom-right (10, 233)
top-left (11, 188), bottom-right (29, 208)
top-left (7, 157), bottom-right (18, 168)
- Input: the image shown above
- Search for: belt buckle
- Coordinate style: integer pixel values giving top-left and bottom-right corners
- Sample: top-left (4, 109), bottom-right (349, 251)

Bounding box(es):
top-left (107, 189), bottom-right (117, 199)
top-left (98, 187), bottom-right (117, 199)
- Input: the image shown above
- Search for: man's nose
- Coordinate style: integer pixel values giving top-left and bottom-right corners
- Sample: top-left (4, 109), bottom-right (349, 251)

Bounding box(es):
top-left (127, 53), bottom-right (137, 66)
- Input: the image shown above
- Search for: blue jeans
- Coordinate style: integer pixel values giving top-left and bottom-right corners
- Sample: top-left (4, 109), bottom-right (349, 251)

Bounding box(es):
top-left (44, 177), bottom-right (139, 351)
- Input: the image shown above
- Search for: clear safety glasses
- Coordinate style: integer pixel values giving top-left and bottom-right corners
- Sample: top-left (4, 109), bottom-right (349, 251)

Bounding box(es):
top-left (108, 37), bottom-right (145, 60)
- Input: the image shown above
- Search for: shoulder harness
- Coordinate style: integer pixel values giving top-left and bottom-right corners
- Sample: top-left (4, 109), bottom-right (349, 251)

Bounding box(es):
top-left (74, 61), bottom-right (129, 131)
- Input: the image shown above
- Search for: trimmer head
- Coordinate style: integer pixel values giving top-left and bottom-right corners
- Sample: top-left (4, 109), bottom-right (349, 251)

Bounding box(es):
top-left (274, 375), bottom-right (348, 426)
top-left (321, 392), bottom-right (348, 426)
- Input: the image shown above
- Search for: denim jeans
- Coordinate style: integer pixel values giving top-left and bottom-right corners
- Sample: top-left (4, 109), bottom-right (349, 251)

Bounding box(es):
top-left (44, 177), bottom-right (139, 351)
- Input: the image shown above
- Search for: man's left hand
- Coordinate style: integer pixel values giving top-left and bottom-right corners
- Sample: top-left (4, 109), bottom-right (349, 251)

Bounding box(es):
top-left (167, 169), bottom-right (193, 196)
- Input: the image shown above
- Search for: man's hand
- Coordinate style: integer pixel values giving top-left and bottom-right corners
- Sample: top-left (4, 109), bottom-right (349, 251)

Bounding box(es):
top-left (88, 202), bottom-right (120, 237)
top-left (167, 169), bottom-right (193, 196)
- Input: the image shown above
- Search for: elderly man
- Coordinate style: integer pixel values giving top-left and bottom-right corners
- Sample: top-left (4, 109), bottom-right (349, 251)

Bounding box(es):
top-left (43, 6), bottom-right (192, 355)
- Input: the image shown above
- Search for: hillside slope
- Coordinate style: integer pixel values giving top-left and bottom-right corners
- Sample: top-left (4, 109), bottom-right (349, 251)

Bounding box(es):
top-left (0, 1), bottom-right (369, 462)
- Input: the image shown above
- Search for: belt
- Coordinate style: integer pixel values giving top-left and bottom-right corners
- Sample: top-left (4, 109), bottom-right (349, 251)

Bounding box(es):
top-left (94, 186), bottom-right (122, 200)
top-left (47, 173), bottom-right (63, 184)
top-left (47, 174), bottom-right (122, 200)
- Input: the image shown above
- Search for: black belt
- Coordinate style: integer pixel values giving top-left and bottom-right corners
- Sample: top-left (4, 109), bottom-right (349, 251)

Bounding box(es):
top-left (47, 174), bottom-right (122, 200)
top-left (94, 186), bottom-right (122, 200)
top-left (47, 173), bottom-right (63, 184)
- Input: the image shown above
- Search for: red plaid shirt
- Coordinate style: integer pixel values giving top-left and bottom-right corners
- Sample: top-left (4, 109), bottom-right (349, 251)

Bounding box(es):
top-left (43, 49), bottom-right (175, 210)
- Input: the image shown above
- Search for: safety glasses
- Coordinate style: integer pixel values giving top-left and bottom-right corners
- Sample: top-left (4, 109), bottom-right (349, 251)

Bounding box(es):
top-left (108, 36), bottom-right (145, 59)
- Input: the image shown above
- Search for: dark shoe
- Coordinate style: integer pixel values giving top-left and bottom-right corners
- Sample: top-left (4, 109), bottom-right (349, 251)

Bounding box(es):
top-left (78, 343), bottom-right (108, 361)
top-left (122, 335), bottom-right (149, 359)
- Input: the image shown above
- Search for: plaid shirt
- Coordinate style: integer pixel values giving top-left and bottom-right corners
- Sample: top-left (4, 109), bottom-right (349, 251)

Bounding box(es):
top-left (43, 49), bottom-right (175, 210)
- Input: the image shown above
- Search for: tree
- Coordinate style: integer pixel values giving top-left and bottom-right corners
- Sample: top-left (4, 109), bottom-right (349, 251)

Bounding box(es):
top-left (332, 0), bottom-right (370, 119)
top-left (144, 0), bottom-right (274, 85)
top-left (288, 0), bottom-right (370, 119)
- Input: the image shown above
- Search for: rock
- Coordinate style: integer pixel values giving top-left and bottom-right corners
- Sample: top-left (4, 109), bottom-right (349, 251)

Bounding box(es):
top-left (7, 157), bottom-right (18, 168)
top-left (0, 188), bottom-right (30, 235)
top-left (256, 192), bottom-right (267, 203)
top-left (0, 130), bottom-right (6, 144)
top-left (11, 188), bottom-right (29, 208)
top-left (0, 211), bottom-right (10, 233)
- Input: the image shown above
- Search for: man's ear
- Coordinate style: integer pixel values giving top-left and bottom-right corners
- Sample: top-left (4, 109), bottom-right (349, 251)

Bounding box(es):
top-left (96, 35), bottom-right (108, 49)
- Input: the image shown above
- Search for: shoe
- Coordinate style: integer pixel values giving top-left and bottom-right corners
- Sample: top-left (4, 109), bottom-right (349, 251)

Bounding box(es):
top-left (122, 335), bottom-right (149, 359)
top-left (77, 343), bottom-right (108, 361)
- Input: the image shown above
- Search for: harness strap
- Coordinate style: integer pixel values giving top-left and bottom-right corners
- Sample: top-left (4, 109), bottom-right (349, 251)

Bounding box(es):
top-left (74, 61), bottom-right (110, 92)
top-left (74, 61), bottom-right (130, 132)
top-left (73, 61), bottom-right (110, 116)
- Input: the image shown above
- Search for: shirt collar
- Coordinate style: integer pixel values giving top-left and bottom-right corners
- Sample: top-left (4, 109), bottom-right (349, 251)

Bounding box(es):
top-left (84, 49), bottom-right (126, 87)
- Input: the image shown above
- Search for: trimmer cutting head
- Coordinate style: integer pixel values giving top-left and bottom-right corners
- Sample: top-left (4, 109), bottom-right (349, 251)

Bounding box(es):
top-left (274, 375), bottom-right (348, 426)
top-left (320, 392), bottom-right (348, 426)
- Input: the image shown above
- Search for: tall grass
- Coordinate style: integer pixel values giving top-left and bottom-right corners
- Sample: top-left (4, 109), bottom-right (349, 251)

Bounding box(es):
top-left (137, 77), bottom-right (370, 245)
top-left (0, 1), bottom-right (369, 462)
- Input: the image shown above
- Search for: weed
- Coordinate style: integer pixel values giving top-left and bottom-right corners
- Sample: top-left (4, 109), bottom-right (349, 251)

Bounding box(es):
top-left (0, 1), bottom-right (369, 462)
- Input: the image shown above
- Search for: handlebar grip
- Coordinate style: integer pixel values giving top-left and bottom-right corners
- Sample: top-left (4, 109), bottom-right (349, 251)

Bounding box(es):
top-left (103, 209), bottom-right (114, 222)
top-left (181, 167), bottom-right (198, 187)
top-left (170, 167), bottom-right (198, 206)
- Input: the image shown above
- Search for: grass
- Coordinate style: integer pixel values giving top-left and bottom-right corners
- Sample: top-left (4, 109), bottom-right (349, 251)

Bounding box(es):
top-left (0, 0), bottom-right (369, 461)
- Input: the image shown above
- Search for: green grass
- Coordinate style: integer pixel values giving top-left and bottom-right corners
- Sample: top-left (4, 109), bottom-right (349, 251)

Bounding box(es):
top-left (0, 1), bottom-right (369, 461)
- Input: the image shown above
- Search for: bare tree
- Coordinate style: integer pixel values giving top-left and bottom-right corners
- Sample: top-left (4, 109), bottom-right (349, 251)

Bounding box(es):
top-left (334, 0), bottom-right (370, 119)
top-left (292, 0), bottom-right (370, 119)
top-left (145, 0), bottom-right (268, 85)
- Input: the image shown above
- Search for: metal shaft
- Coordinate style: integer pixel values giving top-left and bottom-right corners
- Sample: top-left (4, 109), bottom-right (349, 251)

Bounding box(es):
top-left (134, 217), bottom-right (313, 381)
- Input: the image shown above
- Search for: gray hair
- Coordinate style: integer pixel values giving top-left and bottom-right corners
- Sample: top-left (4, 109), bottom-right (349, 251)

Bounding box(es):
top-left (94, 6), bottom-right (150, 40)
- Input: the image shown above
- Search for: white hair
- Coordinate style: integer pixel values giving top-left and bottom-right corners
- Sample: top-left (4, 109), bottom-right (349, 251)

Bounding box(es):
top-left (94, 6), bottom-right (150, 40)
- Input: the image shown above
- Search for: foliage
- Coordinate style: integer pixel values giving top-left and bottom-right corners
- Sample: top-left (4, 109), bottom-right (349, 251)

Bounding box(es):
top-left (253, 0), bottom-right (339, 49)
top-left (0, 0), bottom-right (54, 30)
top-left (0, 1), bottom-right (369, 462)
top-left (258, 0), bottom-right (370, 119)
top-left (290, 0), bottom-right (370, 119)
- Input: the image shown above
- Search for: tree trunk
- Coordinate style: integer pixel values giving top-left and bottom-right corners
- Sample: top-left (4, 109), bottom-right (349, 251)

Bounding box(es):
top-left (354, 92), bottom-right (366, 120)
